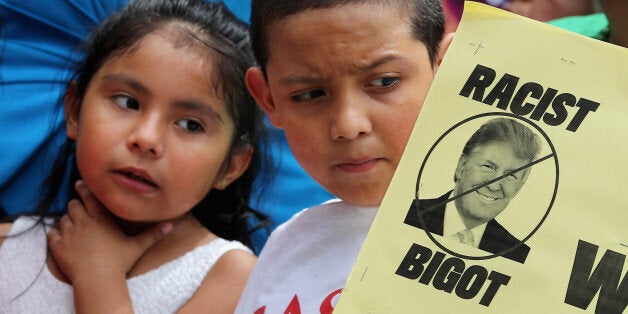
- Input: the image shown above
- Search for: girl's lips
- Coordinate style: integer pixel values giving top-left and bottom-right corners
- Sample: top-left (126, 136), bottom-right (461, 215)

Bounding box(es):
top-left (113, 169), bottom-right (159, 194)
top-left (336, 158), bottom-right (380, 174)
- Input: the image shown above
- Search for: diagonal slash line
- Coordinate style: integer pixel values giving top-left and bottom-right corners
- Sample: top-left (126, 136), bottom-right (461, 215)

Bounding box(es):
top-left (416, 153), bottom-right (555, 214)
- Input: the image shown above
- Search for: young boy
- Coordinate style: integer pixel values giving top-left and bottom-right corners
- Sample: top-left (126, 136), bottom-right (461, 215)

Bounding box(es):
top-left (236, 0), bottom-right (453, 312)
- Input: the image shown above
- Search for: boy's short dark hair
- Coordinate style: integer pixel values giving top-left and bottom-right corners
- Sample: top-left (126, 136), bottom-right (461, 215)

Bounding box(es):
top-left (249, 0), bottom-right (445, 74)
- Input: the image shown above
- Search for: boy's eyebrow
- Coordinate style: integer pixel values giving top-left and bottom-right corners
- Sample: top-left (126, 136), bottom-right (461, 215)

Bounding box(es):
top-left (355, 55), bottom-right (403, 71)
top-left (278, 55), bottom-right (405, 86)
top-left (279, 75), bottom-right (324, 86)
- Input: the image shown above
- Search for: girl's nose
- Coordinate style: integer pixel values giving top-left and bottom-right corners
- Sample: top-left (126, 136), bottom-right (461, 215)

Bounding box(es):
top-left (126, 114), bottom-right (164, 158)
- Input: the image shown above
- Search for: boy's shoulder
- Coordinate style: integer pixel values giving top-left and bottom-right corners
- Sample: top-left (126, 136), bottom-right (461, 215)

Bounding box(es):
top-left (235, 201), bottom-right (379, 313)
top-left (265, 200), bottom-right (378, 247)
top-left (272, 199), bottom-right (375, 233)
top-left (276, 199), bottom-right (343, 227)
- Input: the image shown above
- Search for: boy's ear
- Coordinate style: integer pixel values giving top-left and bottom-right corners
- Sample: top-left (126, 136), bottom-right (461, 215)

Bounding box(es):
top-left (246, 67), bottom-right (282, 129)
top-left (213, 146), bottom-right (253, 190)
top-left (435, 32), bottom-right (455, 70)
top-left (64, 81), bottom-right (80, 140)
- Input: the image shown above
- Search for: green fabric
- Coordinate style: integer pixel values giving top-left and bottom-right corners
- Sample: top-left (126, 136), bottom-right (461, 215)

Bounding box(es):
top-left (548, 13), bottom-right (610, 41)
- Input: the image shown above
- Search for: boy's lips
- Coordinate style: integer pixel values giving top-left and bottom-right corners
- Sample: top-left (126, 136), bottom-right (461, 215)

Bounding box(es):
top-left (112, 167), bottom-right (159, 193)
top-left (336, 158), bottom-right (381, 173)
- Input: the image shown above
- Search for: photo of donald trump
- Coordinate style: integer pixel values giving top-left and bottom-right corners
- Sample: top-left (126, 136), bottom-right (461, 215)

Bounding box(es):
top-left (404, 117), bottom-right (541, 263)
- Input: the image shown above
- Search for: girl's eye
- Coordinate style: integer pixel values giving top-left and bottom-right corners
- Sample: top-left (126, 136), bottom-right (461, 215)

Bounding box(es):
top-left (292, 89), bottom-right (325, 101)
top-left (176, 119), bottom-right (204, 133)
top-left (112, 95), bottom-right (140, 110)
top-left (369, 77), bottom-right (400, 88)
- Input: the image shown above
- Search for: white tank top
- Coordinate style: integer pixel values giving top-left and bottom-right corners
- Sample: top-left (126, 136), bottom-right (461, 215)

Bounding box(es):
top-left (0, 216), bottom-right (250, 313)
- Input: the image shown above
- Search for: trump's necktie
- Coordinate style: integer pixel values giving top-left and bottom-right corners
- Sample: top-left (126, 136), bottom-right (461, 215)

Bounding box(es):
top-left (451, 229), bottom-right (474, 246)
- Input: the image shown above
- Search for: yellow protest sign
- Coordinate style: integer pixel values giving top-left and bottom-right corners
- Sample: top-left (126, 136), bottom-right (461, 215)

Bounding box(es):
top-left (335, 2), bottom-right (627, 313)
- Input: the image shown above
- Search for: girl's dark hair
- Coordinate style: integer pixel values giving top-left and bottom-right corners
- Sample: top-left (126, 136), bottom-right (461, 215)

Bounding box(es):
top-left (249, 0), bottom-right (445, 75)
top-left (34, 0), bottom-right (270, 248)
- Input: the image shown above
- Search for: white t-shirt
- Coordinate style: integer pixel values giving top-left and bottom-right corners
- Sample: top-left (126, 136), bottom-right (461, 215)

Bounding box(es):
top-left (235, 200), bottom-right (378, 314)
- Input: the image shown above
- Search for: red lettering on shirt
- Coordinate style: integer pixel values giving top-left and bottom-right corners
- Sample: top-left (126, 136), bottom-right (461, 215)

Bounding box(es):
top-left (320, 289), bottom-right (343, 314)
top-left (252, 288), bottom-right (344, 313)
top-left (284, 295), bottom-right (301, 314)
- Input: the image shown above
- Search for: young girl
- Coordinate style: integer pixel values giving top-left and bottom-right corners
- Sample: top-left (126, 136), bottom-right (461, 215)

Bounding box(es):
top-left (0, 0), bottom-right (267, 312)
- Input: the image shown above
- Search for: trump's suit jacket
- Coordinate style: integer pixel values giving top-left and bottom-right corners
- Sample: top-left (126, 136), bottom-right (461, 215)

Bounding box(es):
top-left (404, 191), bottom-right (530, 264)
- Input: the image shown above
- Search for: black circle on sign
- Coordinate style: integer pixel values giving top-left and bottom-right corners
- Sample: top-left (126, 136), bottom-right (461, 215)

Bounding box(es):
top-left (414, 112), bottom-right (559, 261)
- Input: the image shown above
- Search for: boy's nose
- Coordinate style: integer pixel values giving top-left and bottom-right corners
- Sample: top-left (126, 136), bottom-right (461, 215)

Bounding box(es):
top-left (330, 96), bottom-right (372, 141)
top-left (126, 114), bottom-right (164, 158)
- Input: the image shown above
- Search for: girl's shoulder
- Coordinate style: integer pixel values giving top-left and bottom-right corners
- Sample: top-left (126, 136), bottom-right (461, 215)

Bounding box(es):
top-left (176, 242), bottom-right (256, 313)
top-left (0, 222), bottom-right (12, 235)
top-left (0, 222), bottom-right (13, 247)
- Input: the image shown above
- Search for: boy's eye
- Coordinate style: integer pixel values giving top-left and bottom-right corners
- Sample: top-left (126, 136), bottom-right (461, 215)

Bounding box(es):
top-left (293, 89), bottom-right (325, 101)
top-left (112, 95), bottom-right (140, 110)
top-left (369, 77), bottom-right (400, 88)
top-left (176, 119), bottom-right (204, 133)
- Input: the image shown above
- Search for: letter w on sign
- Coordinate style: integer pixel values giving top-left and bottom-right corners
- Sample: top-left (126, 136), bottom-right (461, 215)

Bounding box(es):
top-left (564, 240), bottom-right (627, 313)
